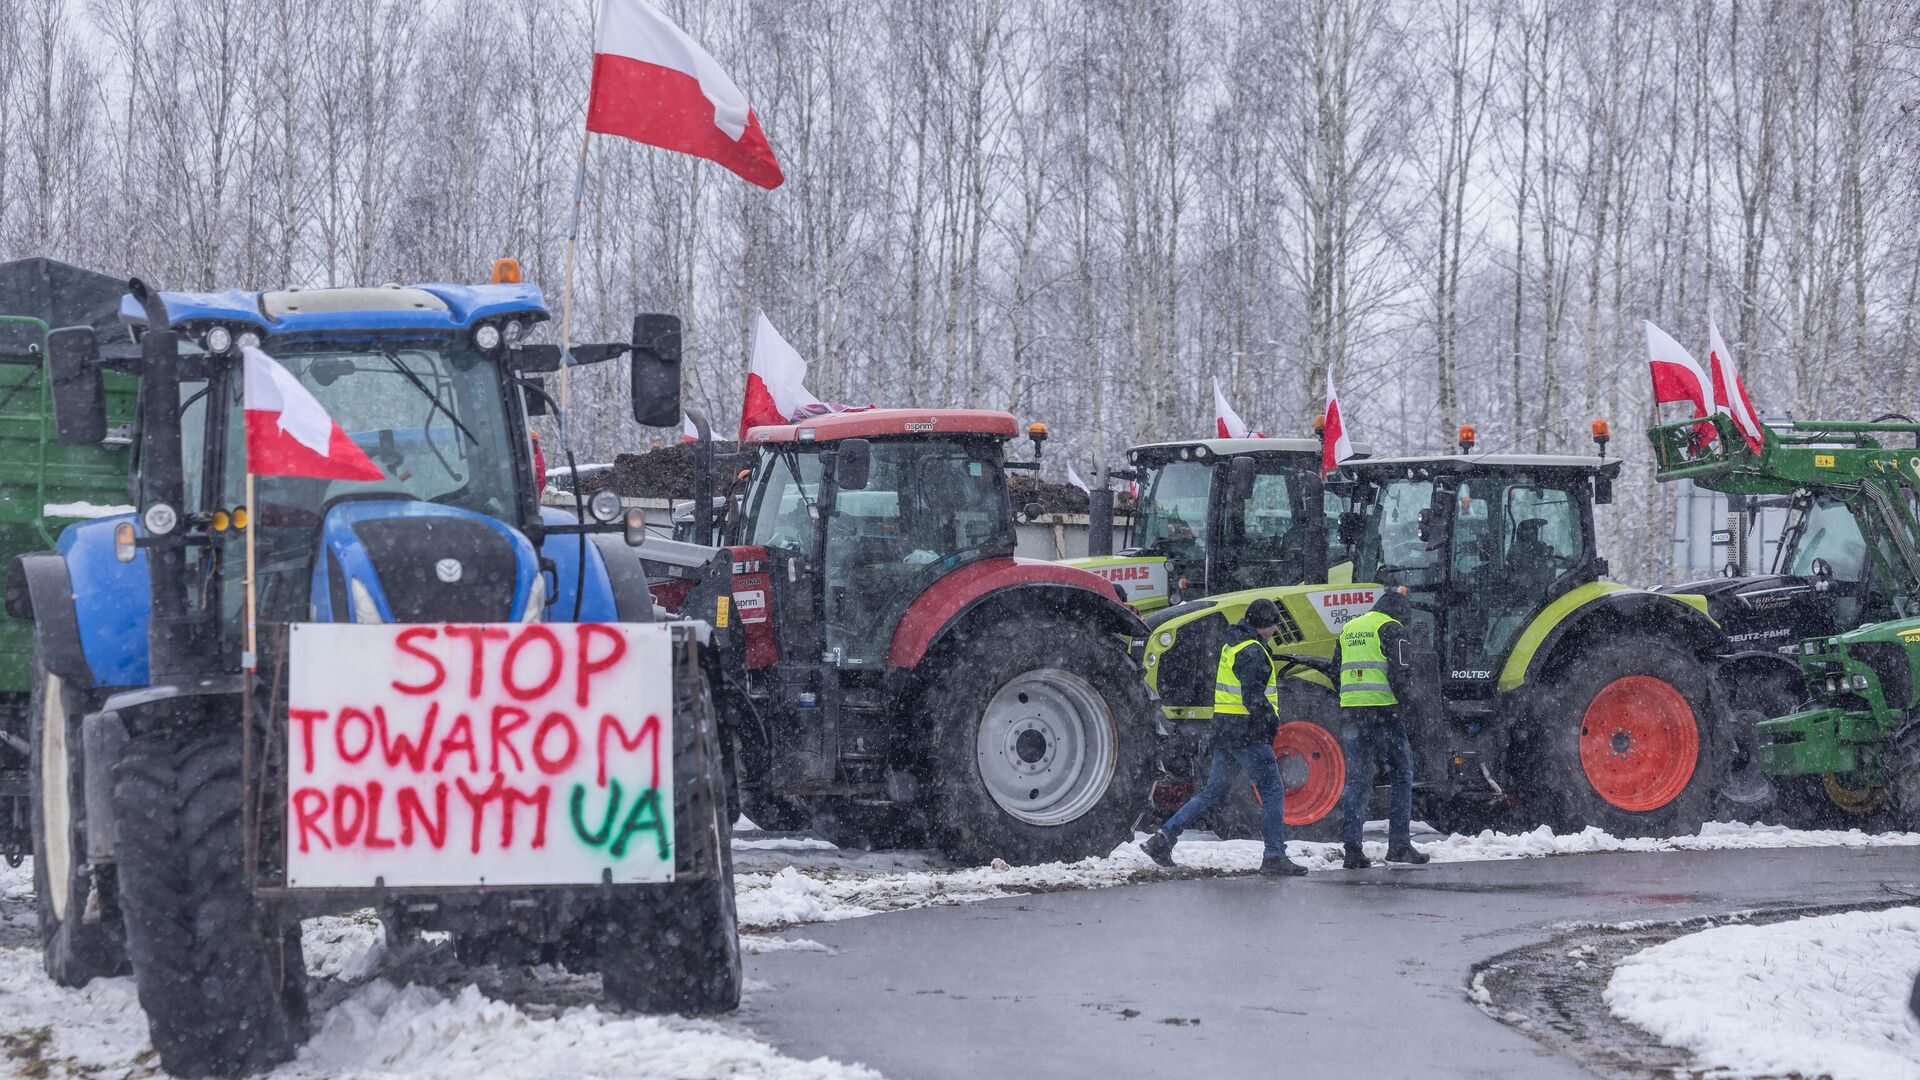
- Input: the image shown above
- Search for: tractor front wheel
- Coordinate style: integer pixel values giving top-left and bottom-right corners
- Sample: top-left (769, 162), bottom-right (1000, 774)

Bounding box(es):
top-left (922, 614), bottom-right (1155, 865)
top-left (1531, 640), bottom-right (1713, 838)
top-left (28, 660), bottom-right (127, 987)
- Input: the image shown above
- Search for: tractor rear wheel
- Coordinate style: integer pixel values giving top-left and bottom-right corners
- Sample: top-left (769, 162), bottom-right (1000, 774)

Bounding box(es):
top-left (112, 730), bottom-right (307, 1076)
top-left (1207, 681), bottom-right (1346, 843)
top-left (922, 614), bottom-right (1155, 865)
top-left (1529, 639), bottom-right (1713, 838)
top-left (28, 660), bottom-right (127, 986)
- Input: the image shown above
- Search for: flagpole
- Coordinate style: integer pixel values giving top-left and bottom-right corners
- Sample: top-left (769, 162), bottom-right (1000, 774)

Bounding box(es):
top-left (558, 128), bottom-right (593, 411)
top-left (244, 470), bottom-right (258, 672)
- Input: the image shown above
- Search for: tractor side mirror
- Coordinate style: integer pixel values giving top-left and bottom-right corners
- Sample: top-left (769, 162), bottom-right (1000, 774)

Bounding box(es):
top-left (1593, 474), bottom-right (1614, 505)
top-left (1022, 501), bottom-right (1045, 522)
top-left (1226, 455), bottom-right (1258, 504)
top-left (45, 326), bottom-right (107, 446)
top-left (630, 313), bottom-right (682, 429)
top-left (1338, 511), bottom-right (1365, 548)
top-left (835, 438), bottom-right (872, 491)
top-left (521, 376), bottom-right (550, 416)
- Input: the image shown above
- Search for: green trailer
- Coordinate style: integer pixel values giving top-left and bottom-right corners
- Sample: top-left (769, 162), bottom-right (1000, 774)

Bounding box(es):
top-left (0, 259), bottom-right (139, 857)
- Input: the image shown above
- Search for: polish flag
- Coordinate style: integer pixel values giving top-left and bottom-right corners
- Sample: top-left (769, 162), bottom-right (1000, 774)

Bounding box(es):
top-left (587, 0), bottom-right (783, 190)
top-left (1212, 377), bottom-right (1262, 439)
top-left (1707, 315), bottom-right (1765, 454)
top-left (1642, 320), bottom-right (1711, 420)
top-left (1321, 369), bottom-right (1354, 477)
top-left (243, 347), bottom-right (383, 481)
top-left (739, 311), bottom-right (869, 437)
top-left (1066, 464), bottom-right (1091, 494)
top-left (682, 414), bottom-right (700, 443)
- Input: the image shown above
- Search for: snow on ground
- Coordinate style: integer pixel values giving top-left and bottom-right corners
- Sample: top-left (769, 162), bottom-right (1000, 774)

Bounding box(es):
top-left (734, 820), bottom-right (1920, 930)
top-left (1605, 905), bottom-right (1920, 1080)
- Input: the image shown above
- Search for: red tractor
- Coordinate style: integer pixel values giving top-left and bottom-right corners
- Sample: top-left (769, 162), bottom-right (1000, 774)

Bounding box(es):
top-left (689, 409), bottom-right (1157, 864)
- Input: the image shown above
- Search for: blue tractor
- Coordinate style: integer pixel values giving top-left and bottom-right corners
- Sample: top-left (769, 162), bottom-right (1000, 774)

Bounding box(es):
top-left (2, 267), bottom-right (737, 1076)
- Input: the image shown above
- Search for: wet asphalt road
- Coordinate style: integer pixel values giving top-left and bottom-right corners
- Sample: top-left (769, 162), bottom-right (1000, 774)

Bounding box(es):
top-left (740, 845), bottom-right (1920, 1079)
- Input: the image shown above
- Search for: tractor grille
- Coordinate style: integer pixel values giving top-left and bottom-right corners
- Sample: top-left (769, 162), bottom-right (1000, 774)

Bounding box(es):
top-left (1852, 642), bottom-right (1913, 711)
top-left (1271, 607), bottom-right (1303, 646)
top-left (350, 517), bottom-right (516, 622)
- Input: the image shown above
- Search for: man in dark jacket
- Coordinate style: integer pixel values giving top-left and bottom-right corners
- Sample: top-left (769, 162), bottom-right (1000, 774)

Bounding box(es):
top-left (1140, 599), bottom-right (1308, 876)
top-left (1336, 586), bottom-right (1429, 869)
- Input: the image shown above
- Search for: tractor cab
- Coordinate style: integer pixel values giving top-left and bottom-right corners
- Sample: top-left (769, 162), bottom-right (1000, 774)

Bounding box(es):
top-left (1338, 454), bottom-right (1617, 696)
top-left (1072, 438), bottom-right (1347, 611)
top-left (734, 409), bottom-right (1028, 669)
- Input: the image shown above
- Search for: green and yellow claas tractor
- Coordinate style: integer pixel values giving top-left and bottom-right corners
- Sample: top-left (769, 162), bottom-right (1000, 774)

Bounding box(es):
top-left (1649, 413), bottom-right (1920, 824)
top-left (1062, 437), bottom-right (1356, 612)
top-left (1142, 450), bottom-right (1770, 840)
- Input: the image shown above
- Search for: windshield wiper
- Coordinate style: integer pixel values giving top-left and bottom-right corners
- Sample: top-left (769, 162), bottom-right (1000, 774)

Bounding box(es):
top-left (379, 351), bottom-right (478, 446)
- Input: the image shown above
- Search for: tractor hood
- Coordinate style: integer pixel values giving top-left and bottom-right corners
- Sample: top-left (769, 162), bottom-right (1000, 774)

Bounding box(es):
top-left (1655, 574), bottom-right (1833, 650)
top-left (308, 500), bottom-right (541, 624)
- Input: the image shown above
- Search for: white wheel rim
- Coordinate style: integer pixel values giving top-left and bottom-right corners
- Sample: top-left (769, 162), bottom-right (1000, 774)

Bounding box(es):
top-left (973, 668), bottom-right (1118, 827)
top-left (41, 674), bottom-right (73, 923)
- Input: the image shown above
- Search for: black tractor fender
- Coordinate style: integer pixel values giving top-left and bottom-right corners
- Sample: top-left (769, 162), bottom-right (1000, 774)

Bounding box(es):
top-left (4, 552), bottom-right (92, 687)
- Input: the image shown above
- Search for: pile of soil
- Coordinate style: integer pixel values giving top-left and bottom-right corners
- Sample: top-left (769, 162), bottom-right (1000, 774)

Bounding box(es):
top-left (588, 442), bottom-right (745, 499)
top-left (1009, 474), bottom-right (1137, 516)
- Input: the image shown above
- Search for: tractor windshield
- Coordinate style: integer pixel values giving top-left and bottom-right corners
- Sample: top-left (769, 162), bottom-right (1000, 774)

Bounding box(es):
top-left (1134, 460), bottom-right (1211, 563)
top-left (1353, 478), bottom-right (1439, 583)
top-left (181, 341), bottom-right (523, 625)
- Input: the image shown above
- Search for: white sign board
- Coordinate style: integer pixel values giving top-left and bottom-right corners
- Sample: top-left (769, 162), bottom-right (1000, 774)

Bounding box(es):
top-left (285, 622), bottom-right (675, 888)
top-left (1081, 558), bottom-right (1170, 606)
top-left (1304, 587), bottom-right (1381, 633)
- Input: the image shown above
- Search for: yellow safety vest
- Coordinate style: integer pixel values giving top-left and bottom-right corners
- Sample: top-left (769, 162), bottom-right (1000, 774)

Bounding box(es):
top-left (1339, 610), bottom-right (1400, 708)
top-left (1214, 638), bottom-right (1267, 715)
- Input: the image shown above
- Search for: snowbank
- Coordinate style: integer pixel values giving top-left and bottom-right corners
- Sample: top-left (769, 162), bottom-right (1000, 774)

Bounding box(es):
top-left (735, 821), bottom-right (1920, 930)
top-left (1606, 906), bottom-right (1920, 1080)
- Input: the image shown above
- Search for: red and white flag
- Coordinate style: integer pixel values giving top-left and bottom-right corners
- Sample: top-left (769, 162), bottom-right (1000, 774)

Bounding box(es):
top-left (1321, 369), bottom-right (1354, 477)
top-left (1707, 315), bottom-right (1765, 454)
top-left (587, 0), bottom-right (783, 190)
top-left (1066, 464), bottom-right (1090, 494)
top-left (1642, 320), bottom-right (1711, 420)
top-left (681, 414), bottom-right (700, 443)
top-left (243, 347), bottom-right (383, 481)
top-left (739, 312), bottom-right (868, 437)
top-left (1212, 377), bottom-right (1262, 439)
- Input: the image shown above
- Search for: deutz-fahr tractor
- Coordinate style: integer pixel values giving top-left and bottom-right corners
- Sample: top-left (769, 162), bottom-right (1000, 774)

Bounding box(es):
top-left (688, 409), bottom-right (1156, 864)
top-left (1651, 412), bottom-right (1920, 824)
top-left (1063, 437), bottom-right (1354, 612)
top-left (1138, 448), bottom-right (1790, 840)
top-left (1, 261), bottom-right (738, 1076)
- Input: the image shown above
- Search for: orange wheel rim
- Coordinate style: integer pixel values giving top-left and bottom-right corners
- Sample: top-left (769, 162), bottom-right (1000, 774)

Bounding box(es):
top-left (1258, 722), bottom-right (1346, 825)
top-left (1578, 676), bottom-right (1699, 812)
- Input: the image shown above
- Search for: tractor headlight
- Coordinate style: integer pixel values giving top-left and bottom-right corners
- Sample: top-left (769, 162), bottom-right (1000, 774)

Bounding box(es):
top-left (349, 578), bottom-right (385, 624)
top-left (203, 326), bottom-right (233, 355)
top-left (1143, 652), bottom-right (1157, 669)
top-left (520, 573), bottom-right (547, 623)
top-left (1850, 673), bottom-right (1871, 691)
top-left (473, 323), bottom-right (502, 351)
top-left (237, 331), bottom-right (262, 351)
top-left (142, 502), bottom-right (178, 536)
top-left (1803, 641), bottom-right (1818, 655)
top-left (504, 318), bottom-right (525, 345)
top-left (588, 489), bottom-right (623, 523)
top-left (1157, 631), bottom-right (1174, 648)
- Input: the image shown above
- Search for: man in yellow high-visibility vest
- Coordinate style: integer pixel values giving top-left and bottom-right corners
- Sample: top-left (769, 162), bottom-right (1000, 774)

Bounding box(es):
top-left (1140, 599), bottom-right (1308, 876)
top-left (1337, 587), bottom-right (1429, 869)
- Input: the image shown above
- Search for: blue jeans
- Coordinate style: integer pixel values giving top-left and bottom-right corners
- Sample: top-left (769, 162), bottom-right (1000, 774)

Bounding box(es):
top-left (1340, 713), bottom-right (1414, 848)
top-left (1159, 742), bottom-right (1288, 859)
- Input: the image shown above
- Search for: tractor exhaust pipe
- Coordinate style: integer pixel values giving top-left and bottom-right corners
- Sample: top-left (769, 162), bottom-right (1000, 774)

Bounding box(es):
top-left (1087, 472), bottom-right (1114, 558)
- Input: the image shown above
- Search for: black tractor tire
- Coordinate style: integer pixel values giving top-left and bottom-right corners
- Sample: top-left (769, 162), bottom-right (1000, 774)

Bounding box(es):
top-left (453, 929), bottom-right (560, 968)
top-left (112, 731), bottom-right (307, 1077)
top-left (1526, 639), bottom-right (1714, 838)
top-left (1421, 795), bottom-right (1512, 838)
top-left (1709, 661), bottom-right (1805, 823)
top-left (27, 660), bottom-right (127, 986)
top-left (737, 787), bottom-right (813, 833)
top-left (1207, 681), bottom-right (1348, 844)
top-left (921, 613), bottom-right (1157, 865)
top-left (598, 673), bottom-right (741, 1015)
top-left (800, 798), bottom-right (926, 851)
top-left (1882, 721), bottom-right (1920, 833)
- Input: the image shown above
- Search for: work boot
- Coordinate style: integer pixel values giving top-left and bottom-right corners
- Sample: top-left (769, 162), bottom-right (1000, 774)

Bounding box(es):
top-left (1260, 855), bottom-right (1309, 877)
top-left (1342, 843), bottom-right (1372, 870)
top-left (1384, 844), bottom-right (1431, 865)
top-left (1140, 831), bottom-right (1176, 867)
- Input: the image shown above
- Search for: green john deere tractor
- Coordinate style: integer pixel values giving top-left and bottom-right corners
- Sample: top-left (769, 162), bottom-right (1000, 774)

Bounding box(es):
top-left (1062, 437), bottom-right (1357, 613)
top-left (1139, 449), bottom-right (1775, 840)
top-left (1650, 412), bottom-right (1920, 825)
